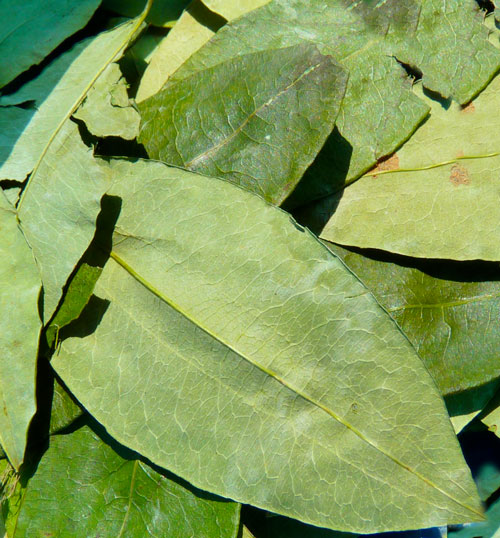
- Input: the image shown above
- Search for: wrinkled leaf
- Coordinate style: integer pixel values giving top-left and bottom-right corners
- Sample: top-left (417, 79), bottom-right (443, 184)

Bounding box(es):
top-left (0, 0), bottom-right (100, 88)
top-left (9, 425), bottom-right (240, 537)
top-left (320, 75), bottom-right (500, 260)
top-left (18, 121), bottom-right (108, 321)
top-left (0, 192), bottom-right (41, 470)
top-left (320, 243), bottom-right (500, 396)
top-left (0, 17), bottom-right (140, 181)
top-left (139, 44), bottom-right (347, 204)
top-left (53, 159), bottom-right (481, 532)
top-left (135, 0), bottom-right (226, 103)
top-left (103, 0), bottom-right (190, 27)
top-left (73, 62), bottom-right (140, 140)
top-left (165, 0), bottom-right (500, 201)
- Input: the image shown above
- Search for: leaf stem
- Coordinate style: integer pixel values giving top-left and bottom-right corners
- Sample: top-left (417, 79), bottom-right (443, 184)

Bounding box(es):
top-left (364, 152), bottom-right (500, 178)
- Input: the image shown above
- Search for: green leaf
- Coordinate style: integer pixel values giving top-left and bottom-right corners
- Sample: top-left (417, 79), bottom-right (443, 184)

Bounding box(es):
top-left (8, 425), bottom-right (240, 537)
top-left (0, 192), bottom-right (41, 470)
top-left (53, 159), bottom-right (482, 532)
top-left (320, 74), bottom-right (500, 260)
top-left (320, 244), bottom-right (500, 396)
top-left (165, 0), bottom-right (500, 202)
top-left (483, 406), bottom-right (500, 436)
top-left (46, 263), bottom-right (102, 348)
top-left (202, 0), bottom-right (270, 19)
top-left (135, 1), bottom-right (232, 103)
top-left (16, 121), bottom-right (108, 322)
top-left (103, 0), bottom-right (190, 27)
top-left (139, 44), bottom-right (347, 204)
top-left (0, 0), bottom-right (100, 88)
top-left (73, 63), bottom-right (140, 140)
top-left (0, 17), bottom-right (141, 181)
top-left (50, 379), bottom-right (84, 435)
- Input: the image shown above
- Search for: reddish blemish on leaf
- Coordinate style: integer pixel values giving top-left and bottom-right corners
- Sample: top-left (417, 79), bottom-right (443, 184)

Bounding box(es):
top-left (370, 153), bottom-right (399, 178)
top-left (460, 102), bottom-right (475, 114)
top-left (450, 163), bottom-right (470, 186)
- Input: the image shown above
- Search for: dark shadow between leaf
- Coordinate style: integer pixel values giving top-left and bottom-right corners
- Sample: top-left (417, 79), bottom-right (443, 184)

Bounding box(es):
top-left (84, 415), bottom-right (236, 505)
top-left (445, 378), bottom-right (500, 417)
top-left (282, 127), bottom-right (353, 212)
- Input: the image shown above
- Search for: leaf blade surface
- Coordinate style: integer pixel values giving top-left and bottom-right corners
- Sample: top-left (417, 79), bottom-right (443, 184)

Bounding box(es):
top-left (53, 160), bottom-right (482, 532)
top-left (320, 76), bottom-right (500, 260)
top-left (0, 192), bottom-right (41, 469)
top-left (0, 0), bottom-right (100, 88)
top-left (139, 44), bottom-right (347, 204)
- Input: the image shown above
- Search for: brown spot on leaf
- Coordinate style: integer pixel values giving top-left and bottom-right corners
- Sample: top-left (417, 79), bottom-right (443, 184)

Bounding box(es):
top-left (370, 153), bottom-right (400, 178)
top-left (450, 163), bottom-right (470, 186)
top-left (460, 102), bottom-right (475, 114)
top-left (456, 150), bottom-right (464, 158)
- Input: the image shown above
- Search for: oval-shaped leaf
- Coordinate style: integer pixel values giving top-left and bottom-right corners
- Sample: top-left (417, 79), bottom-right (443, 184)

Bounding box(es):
top-left (53, 160), bottom-right (482, 533)
top-left (139, 43), bottom-right (347, 204)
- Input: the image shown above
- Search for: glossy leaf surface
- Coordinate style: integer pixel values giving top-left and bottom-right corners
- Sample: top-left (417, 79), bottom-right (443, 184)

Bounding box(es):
top-left (139, 44), bottom-right (347, 204)
top-left (53, 160), bottom-right (481, 532)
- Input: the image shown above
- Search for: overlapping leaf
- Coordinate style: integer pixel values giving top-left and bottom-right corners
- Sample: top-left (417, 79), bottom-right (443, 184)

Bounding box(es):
top-left (136, 0), bottom-right (268, 103)
top-left (103, 0), bottom-right (190, 27)
top-left (73, 62), bottom-right (140, 140)
top-left (6, 425), bottom-right (240, 537)
top-left (320, 75), bottom-right (500, 260)
top-left (0, 192), bottom-right (41, 470)
top-left (139, 43), bottom-right (347, 204)
top-left (0, 17), bottom-right (141, 182)
top-left (53, 159), bottom-right (481, 532)
top-left (17, 121), bottom-right (108, 321)
top-left (158, 0), bottom-right (500, 203)
top-left (323, 244), bottom-right (500, 396)
top-left (0, 0), bottom-right (100, 88)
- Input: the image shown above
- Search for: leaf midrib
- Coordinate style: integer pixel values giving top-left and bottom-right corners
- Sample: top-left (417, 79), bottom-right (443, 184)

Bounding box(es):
top-left (108, 250), bottom-right (482, 517)
top-left (388, 291), bottom-right (500, 313)
top-left (183, 54), bottom-right (326, 169)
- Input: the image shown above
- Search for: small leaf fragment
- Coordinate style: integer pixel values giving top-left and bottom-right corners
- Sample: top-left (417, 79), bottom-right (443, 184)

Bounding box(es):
top-left (73, 63), bottom-right (141, 140)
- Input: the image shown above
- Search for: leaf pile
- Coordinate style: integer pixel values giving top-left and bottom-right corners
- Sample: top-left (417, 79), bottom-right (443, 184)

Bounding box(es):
top-left (1, 1), bottom-right (500, 536)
